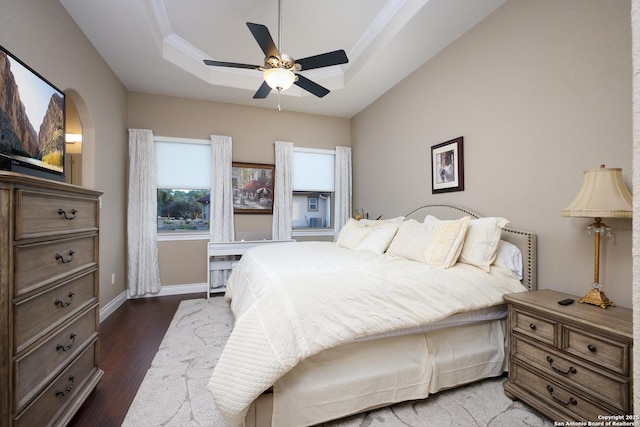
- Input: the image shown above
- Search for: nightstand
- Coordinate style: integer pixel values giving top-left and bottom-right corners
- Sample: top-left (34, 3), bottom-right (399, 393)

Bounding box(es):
top-left (503, 289), bottom-right (632, 422)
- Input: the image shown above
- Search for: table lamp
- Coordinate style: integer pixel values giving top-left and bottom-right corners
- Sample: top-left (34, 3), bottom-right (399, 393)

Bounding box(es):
top-left (561, 165), bottom-right (632, 308)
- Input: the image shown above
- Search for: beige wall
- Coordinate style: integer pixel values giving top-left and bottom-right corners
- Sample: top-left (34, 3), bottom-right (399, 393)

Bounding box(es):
top-left (128, 92), bottom-right (351, 286)
top-left (0, 0), bottom-right (129, 307)
top-left (3, 0), bottom-right (633, 310)
top-left (352, 0), bottom-right (633, 306)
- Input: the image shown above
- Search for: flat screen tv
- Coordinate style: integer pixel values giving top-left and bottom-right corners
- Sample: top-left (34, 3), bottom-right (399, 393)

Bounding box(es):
top-left (0, 45), bottom-right (65, 182)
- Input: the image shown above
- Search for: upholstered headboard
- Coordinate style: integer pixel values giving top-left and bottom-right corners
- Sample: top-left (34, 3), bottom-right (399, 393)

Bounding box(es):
top-left (405, 204), bottom-right (537, 291)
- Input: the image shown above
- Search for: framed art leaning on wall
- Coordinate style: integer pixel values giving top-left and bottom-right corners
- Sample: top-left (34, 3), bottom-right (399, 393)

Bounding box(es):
top-left (431, 136), bottom-right (464, 194)
top-left (232, 162), bottom-right (274, 213)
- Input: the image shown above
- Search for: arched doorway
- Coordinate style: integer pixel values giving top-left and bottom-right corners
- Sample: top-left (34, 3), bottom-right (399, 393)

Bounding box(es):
top-left (64, 90), bottom-right (95, 187)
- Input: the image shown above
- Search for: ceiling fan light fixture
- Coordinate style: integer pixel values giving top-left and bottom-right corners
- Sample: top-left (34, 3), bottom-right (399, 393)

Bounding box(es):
top-left (263, 67), bottom-right (295, 91)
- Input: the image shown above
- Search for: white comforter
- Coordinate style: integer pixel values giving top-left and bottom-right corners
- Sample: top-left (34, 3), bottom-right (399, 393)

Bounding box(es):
top-left (207, 241), bottom-right (527, 426)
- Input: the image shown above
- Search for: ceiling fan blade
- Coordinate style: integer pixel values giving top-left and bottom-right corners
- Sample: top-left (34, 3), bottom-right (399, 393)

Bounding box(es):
top-left (296, 50), bottom-right (348, 71)
top-left (246, 22), bottom-right (280, 60)
top-left (294, 74), bottom-right (330, 98)
top-left (253, 81), bottom-right (272, 99)
top-left (203, 59), bottom-right (261, 70)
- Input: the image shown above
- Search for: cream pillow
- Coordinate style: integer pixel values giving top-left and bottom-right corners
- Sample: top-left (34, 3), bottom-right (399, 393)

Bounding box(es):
top-left (355, 225), bottom-right (399, 254)
top-left (422, 216), bottom-right (470, 268)
top-left (425, 215), bottom-right (510, 271)
top-left (336, 218), bottom-right (372, 249)
top-left (359, 216), bottom-right (405, 228)
top-left (387, 217), bottom-right (470, 267)
top-left (386, 219), bottom-right (431, 262)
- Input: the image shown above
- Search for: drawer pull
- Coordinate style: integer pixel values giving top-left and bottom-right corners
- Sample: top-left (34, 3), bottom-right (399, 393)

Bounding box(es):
top-left (54, 291), bottom-right (76, 307)
top-left (529, 323), bottom-right (536, 330)
top-left (55, 250), bottom-right (76, 264)
top-left (546, 356), bottom-right (577, 375)
top-left (587, 344), bottom-right (597, 352)
top-left (56, 333), bottom-right (77, 352)
top-left (58, 208), bottom-right (78, 220)
top-left (546, 385), bottom-right (577, 406)
top-left (55, 375), bottom-right (76, 397)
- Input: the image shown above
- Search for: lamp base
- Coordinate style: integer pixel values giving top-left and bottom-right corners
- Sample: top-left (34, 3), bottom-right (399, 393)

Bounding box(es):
top-left (578, 288), bottom-right (615, 309)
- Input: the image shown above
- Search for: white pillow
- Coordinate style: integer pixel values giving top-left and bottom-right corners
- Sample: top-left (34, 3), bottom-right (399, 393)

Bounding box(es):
top-left (359, 216), bottom-right (405, 228)
top-left (355, 225), bottom-right (399, 254)
top-left (494, 240), bottom-right (523, 280)
top-left (387, 217), bottom-right (470, 267)
top-left (336, 218), bottom-right (372, 249)
top-left (425, 215), bottom-right (510, 272)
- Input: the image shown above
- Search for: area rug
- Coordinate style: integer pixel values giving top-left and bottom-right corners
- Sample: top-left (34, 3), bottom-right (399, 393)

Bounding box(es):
top-left (122, 298), bottom-right (550, 427)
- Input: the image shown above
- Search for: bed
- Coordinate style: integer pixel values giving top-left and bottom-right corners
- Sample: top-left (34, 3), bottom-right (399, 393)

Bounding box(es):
top-left (207, 205), bottom-right (537, 427)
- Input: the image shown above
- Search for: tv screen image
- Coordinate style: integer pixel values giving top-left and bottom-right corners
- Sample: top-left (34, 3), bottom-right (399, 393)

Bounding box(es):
top-left (0, 45), bottom-right (65, 181)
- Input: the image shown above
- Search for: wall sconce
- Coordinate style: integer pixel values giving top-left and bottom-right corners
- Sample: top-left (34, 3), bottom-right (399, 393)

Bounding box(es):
top-left (65, 133), bottom-right (82, 143)
top-left (561, 165), bottom-right (632, 308)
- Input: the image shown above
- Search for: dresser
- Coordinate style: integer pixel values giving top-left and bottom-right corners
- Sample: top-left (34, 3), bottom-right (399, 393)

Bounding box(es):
top-left (503, 289), bottom-right (632, 422)
top-left (0, 172), bottom-right (103, 427)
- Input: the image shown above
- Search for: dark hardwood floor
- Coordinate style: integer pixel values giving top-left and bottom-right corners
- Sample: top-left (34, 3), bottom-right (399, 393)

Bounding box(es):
top-left (68, 293), bottom-right (206, 427)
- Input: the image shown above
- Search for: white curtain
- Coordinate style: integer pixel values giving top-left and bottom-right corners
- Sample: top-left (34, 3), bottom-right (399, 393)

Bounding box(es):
top-left (127, 129), bottom-right (162, 296)
top-left (334, 146), bottom-right (353, 238)
top-left (272, 141), bottom-right (294, 240)
top-left (210, 135), bottom-right (235, 289)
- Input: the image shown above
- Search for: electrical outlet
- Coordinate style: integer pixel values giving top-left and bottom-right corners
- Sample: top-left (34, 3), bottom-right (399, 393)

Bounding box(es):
top-left (111, 273), bottom-right (116, 285)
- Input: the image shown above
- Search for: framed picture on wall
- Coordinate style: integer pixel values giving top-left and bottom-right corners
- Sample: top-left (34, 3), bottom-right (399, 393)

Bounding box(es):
top-left (431, 136), bottom-right (464, 193)
top-left (232, 162), bottom-right (275, 213)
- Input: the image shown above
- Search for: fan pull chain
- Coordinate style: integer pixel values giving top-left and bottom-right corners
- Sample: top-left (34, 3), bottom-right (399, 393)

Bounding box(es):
top-left (277, 89), bottom-right (282, 111)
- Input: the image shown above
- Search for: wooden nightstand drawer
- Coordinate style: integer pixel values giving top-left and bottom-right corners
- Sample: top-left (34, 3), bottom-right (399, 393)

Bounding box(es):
top-left (14, 234), bottom-right (97, 296)
top-left (14, 269), bottom-right (97, 353)
top-left (563, 325), bottom-right (629, 376)
top-left (512, 309), bottom-right (557, 345)
top-left (511, 363), bottom-right (610, 422)
top-left (15, 189), bottom-right (99, 240)
top-left (15, 306), bottom-right (99, 412)
top-left (513, 335), bottom-right (629, 412)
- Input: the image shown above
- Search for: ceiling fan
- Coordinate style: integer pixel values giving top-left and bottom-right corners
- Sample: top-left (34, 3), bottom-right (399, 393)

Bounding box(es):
top-left (203, 0), bottom-right (348, 99)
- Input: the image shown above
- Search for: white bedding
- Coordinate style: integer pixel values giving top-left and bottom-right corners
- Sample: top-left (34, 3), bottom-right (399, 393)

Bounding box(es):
top-left (207, 241), bottom-right (528, 426)
top-left (272, 320), bottom-right (508, 427)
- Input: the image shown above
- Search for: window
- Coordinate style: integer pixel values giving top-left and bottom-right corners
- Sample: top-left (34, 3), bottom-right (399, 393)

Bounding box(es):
top-left (155, 137), bottom-right (211, 233)
top-left (292, 148), bottom-right (335, 232)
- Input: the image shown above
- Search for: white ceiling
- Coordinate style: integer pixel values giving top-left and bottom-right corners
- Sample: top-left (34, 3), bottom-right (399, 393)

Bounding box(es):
top-left (59, 0), bottom-right (506, 118)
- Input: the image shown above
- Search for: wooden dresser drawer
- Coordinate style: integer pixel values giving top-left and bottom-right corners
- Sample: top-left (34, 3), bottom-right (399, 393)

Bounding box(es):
top-left (563, 325), bottom-right (629, 376)
top-left (15, 189), bottom-right (98, 240)
top-left (511, 363), bottom-right (610, 421)
top-left (512, 335), bottom-right (629, 412)
top-left (15, 307), bottom-right (98, 412)
top-left (512, 309), bottom-right (557, 345)
top-left (14, 342), bottom-right (100, 427)
top-left (14, 234), bottom-right (97, 296)
top-left (14, 269), bottom-right (97, 353)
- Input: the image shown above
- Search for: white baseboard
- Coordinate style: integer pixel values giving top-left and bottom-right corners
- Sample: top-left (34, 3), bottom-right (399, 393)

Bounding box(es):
top-left (99, 282), bottom-right (208, 323)
top-left (99, 291), bottom-right (128, 323)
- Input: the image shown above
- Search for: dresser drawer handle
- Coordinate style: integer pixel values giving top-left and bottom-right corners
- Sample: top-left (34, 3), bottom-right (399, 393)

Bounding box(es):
top-left (56, 333), bottom-right (77, 352)
top-left (58, 208), bottom-right (78, 220)
top-left (55, 375), bottom-right (76, 397)
top-left (529, 323), bottom-right (536, 330)
top-left (54, 292), bottom-right (76, 308)
top-left (55, 250), bottom-right (76, 264)
top-left (546, 356), bottom-right (577, 375)
top-left (546, 385), bottom-right (577, 406)
top-left (587, 344), bottom-right (597, 352)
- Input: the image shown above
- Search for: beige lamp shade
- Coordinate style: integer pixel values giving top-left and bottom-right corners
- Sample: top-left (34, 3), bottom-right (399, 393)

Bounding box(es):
top-left (561, 165), bottom-right (632, 219)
